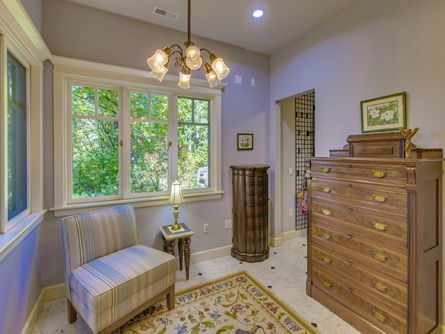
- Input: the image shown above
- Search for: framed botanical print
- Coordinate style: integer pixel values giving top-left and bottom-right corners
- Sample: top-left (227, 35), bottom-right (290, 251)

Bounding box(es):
top-left (361, 92), bottom-right (406, 133)
top-left (237, 133), bottom-right (254, 150)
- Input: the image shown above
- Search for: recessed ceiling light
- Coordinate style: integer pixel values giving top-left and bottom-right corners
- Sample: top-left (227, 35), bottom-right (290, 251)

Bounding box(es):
top-left (253, 9), bottom-right (264, 18)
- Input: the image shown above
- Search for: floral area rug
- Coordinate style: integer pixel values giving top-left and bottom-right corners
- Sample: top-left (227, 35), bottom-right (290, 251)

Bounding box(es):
top-left (119, 271), bottom-right (317, 334)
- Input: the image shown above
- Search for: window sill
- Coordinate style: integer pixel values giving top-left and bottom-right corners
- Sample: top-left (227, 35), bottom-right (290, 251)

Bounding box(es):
top-left (51, 190), bottom-right (224, 217)
top-left (0, 210), bottom-right (46, 262)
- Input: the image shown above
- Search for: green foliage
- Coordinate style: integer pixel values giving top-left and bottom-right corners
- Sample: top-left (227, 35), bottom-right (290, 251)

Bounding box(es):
top-left (72, 86), bottom-right (119, 198)
top-left (71, 87), bottom-right (211, 199)
top-left (178, 97), bottom-right (210, 189)
top-left (72, 118), bottom-right (119, 198)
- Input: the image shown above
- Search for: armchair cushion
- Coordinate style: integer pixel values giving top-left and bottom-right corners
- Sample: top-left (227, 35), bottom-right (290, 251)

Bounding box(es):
top-left (69, 244), bottom-right (176, 333)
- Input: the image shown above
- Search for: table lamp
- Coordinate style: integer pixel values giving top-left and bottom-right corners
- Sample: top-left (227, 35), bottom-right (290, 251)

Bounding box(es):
top-left (169, 180), bottom-right (184, 232)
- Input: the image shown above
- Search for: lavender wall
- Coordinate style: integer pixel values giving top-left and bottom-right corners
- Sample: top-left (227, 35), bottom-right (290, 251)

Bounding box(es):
top-left (0, 227), bottom-right (43, 334)
top-left (38, 0), bottom-right (270, 286)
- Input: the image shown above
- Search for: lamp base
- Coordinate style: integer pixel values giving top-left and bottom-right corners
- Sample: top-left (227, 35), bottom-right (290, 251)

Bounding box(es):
top-left (168, 224), bottom-right (185, 233)
top-left (169, 205), bottom-right (184, 233)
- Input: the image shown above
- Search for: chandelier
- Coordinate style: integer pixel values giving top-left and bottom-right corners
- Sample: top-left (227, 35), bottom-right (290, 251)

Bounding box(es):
top-left (146, 0), bottom-right (230, 89)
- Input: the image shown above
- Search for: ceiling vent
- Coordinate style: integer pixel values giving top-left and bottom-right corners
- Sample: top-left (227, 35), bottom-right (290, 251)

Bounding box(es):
top-left (153, 7), bottom-right (180, 20)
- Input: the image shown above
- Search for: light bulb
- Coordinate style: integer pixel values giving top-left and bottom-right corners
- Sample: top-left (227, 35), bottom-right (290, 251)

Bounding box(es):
top-left (178, 68), bottom-right (191, 89)
top-left (211, 57), bottom-right (230, 80)
top-left (150, 66), bottom-right (168, 82)
top-left (186, 56), bottom-right (203, 71)
top-left (147, 49), bottom-right (169, 71)
top-left (186, 45), bottom-right (201, 62)
top-left (205, 63), bottom-right (220, 88)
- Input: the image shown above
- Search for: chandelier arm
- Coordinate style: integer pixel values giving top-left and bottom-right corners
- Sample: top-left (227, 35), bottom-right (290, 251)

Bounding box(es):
top-left (169, 44), bottom-right (184, 54)
top-left (168, 50), bottom-right (183, 60)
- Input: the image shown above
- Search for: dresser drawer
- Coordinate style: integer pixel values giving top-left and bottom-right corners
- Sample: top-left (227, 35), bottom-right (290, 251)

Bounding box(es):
top-left (312, 267), bottom-right (407, 334)
top-left (312, 224), bottom-right (408, 281)
top-left (312, 179), bottom-right (407, 215)
top-left (312, 199), bottom-right (407, 249)
top-left (312, 245), bottom-right (408, 310)
top-left (311, 160), bottom-right (407, 186)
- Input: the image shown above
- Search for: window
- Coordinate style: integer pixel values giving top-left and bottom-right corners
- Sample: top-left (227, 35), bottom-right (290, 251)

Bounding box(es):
top-left (61, 77), bottom-right (221, 208)
top-left (6, 51), bottom-right (29, 222)
top-left (0, 6), bottom-right (46, 236)
top-left (129, 92), bottom-right (169, 194)
top-left (71, 86), bottom-right (120, 200)
top-left (178, 97), bottom-right (210, 189)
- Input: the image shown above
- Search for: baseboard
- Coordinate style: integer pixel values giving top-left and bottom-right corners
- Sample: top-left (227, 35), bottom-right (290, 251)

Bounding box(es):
top-left (20, 283), bottom-right (65, 334)
top-left (269, 228), bottom-right (307, 247)
top-left (269, 235), bottom-right (283, 247)
top-left (281, 229), bottom-right (307, 242)
top-left (190, 244), bottom-right (232, 264)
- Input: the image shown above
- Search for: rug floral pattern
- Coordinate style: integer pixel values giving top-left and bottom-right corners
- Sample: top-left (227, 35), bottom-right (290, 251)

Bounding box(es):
top-left (120, 271), bottom-right (316, 334)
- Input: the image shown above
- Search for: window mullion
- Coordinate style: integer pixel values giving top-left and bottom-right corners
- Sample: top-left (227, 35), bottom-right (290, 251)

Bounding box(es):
top-left (122, 88), bottom-right (131, 199)
top-left (169, 95), bottom-right (178, 184)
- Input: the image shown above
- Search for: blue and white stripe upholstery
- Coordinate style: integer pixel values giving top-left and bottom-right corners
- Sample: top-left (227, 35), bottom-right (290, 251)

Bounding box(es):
top-left (61, 206), bottom-right (176, 333)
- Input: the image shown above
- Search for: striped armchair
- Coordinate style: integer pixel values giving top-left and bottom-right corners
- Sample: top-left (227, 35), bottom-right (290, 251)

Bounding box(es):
top-left (61, 205), bottom-right (176, 334)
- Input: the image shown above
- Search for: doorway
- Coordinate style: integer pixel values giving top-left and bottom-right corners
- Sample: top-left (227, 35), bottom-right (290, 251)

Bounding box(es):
top-left (277, 90), bottom-right (315, 236)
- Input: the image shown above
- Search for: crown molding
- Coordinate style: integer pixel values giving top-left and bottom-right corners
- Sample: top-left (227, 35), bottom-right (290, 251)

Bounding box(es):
top-left (0, 0), bottom-right (51, 63)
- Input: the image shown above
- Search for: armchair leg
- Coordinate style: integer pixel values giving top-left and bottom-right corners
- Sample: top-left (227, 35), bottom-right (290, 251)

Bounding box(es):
top-left (67, 299), bottom-right (77, 323)
top-left (167, 285), bottom-right (175, 310)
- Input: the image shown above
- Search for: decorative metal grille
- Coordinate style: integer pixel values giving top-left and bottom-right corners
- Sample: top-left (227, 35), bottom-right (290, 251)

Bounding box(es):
top-left (295, 91), bottom-right (315, 230)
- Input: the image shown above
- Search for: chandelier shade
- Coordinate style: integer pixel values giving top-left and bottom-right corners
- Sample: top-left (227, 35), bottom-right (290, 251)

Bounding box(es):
top-left (146, 0), bottom-right (230, 89)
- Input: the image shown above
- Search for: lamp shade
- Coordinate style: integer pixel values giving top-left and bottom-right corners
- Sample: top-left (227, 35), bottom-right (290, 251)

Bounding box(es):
top-left (147, 49), bottom-right (169, 72)
top-left (211, 57), bottom-right (230, 80)
top-left (150, 65), bottom-right (168, 82)
top-left (169, 180), bottom-right (184, 205)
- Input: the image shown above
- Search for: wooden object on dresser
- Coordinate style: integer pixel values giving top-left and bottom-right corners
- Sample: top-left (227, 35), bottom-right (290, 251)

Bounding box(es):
top-left (231, 165), bottom-right (269, 263)
top-left (306, 132), bottom-right (443, 334)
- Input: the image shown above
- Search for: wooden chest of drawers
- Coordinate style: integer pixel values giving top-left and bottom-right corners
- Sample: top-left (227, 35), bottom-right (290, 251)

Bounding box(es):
top-left (306, 151), bottom-right (442, 334)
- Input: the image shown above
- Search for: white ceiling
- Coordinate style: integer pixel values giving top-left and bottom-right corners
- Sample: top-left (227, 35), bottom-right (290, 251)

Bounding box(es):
top-left (67, 0), bottom-right (357, 55)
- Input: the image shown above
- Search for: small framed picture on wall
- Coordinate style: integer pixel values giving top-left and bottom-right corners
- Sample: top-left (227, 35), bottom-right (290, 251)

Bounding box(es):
top-left (237, 133), bottom-right (254, 151)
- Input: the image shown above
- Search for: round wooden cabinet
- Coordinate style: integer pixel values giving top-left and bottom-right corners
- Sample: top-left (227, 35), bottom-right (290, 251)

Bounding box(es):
top-left (230, 165), bottom-right (269, 262)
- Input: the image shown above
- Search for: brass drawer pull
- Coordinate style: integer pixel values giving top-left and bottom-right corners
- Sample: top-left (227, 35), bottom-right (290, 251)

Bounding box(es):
top-left (321, 280), bottom-right (331, 288)
top-left (321, 233), bottom-right (332, 240)
top-left (372, 170), bottom-right (386, 178)
top-left (322, 186), bottom-right (332, 193)
top-left (372, 194), bottom-right (387, 203)
top-left (321, 256), bottom-right (332, 264)
top-left (373, 250), bottom-right (388, 262)
top-left (372, 308), bottom-right (387, 322)
top-left (321, 208), bottom-right (331, 216)
top-left (372, 221), bottom-right (388, 232)
top-left (373, 280), bottom-right (388, 293)
top-left (320, 167), bottom-right (331, 173)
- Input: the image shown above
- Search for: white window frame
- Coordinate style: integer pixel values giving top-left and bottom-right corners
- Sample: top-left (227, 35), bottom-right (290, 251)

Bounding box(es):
top-left (0, 33), bottom-right (44, 233)
top-left (52, 56), bottom-right (223, 217)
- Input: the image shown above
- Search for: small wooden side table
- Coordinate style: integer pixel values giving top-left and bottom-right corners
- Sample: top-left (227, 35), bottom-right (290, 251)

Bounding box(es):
top-left (160, 223), bottom-right (194, 280)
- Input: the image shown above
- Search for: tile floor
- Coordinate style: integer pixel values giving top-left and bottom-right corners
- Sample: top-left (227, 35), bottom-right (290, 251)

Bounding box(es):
top-left (32, 236), bottom-right (359, 334)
